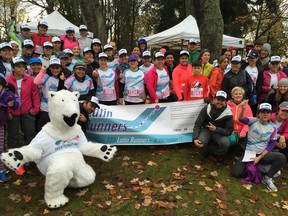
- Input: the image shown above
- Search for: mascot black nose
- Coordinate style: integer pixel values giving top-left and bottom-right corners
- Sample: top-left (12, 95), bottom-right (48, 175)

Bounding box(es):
top-left (63, 113), bottom-right (78, 127)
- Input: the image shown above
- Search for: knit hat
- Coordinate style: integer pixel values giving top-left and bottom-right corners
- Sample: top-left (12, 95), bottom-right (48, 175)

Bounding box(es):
top-left (262, 43), bottom-right (271, 53)
top-left (279, 78), bottom-right (288, 87)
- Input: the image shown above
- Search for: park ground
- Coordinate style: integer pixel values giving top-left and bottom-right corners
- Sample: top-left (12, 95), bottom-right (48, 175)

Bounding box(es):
top-left (0, 144), bottom-right (288, 216)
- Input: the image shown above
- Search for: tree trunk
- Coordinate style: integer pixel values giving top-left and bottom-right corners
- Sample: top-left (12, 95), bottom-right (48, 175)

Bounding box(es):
top-left (79, 0), bottom-right (107, 43)
top-left (187, 0), bottom-right (223, 61)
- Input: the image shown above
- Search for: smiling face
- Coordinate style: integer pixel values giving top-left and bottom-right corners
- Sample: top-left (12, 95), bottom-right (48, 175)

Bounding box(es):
top-left (23, 46), bottom-right (34, 56)
top-left (213, 97), bottom-right (226, 109)
top-left (258, 110), bottom-right (271, 123)
top-left (49, 65), bottom-right (61, 77)
top-left (12, 63), bottom-right (26, 78)
top-left (92, 44), bottom-right (101, 54)
top-left (179, 55), bottom-right (188, 66)
top-left (74, 67), bottom-right (86, 80)
top-left (279, 84), bottom-right (288, 94)
top-left (201, 52), bottom-right (210, 64)
top-left (154, 57), bottom-right (165, 69)
top-left (38, 25), bottom-right (48, 35)
top-left (132, 47), bottom-right (140, 57)
top-left (72, 46), bottom-right (81, 57)
top-left (0, 47), bottom-right (13, 61)
top-left (269, 62), bottom-right (280, 72)
top-left (165, 54), bottom-right (174, 66)
top-left (231, 89), bottom-right (244, 103)
top-left (98, 57), bottom-right (108, 69)
top-left (30, 63), bottom-right (42, 74)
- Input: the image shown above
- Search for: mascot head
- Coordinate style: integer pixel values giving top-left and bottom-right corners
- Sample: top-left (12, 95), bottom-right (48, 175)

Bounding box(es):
top-left (47, 90), bottom-right (80, 128)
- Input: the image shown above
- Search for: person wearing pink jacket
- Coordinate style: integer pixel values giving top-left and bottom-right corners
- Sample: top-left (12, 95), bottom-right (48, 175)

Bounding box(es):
top-left (60, 27), bottom-right (79, 51)
top-left (227, 87), bottom-right (253, 148)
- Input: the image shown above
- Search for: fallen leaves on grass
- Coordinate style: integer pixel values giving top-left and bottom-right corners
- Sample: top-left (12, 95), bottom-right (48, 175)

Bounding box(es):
top-left (210, 171), bottom-right (218, 177)
top-left (204, 186), bottom-right (213, 192)
top-left (242, 184), bottom-right (252, 190)
top-left (12, 179), bottom-right (22, 186)
top-left (43, 209), bottom-right (49, 214)
top-left (195, 200), bottom-right (202, 205)
top-left (8, 193), bottom-right (21, 203)
top-left (27, 182), bottom-right (37, 188)
top-left (23, 195), bottom-right (32, 203)
top-left (235, 199), bottom-right (241, 205)
top-left (75, 188), bottom-right (89, 197)
top-left (147, 161), bottom-right (158, 166)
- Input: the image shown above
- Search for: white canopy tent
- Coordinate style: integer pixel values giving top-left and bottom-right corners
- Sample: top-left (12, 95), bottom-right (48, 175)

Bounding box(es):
top-left (144, 15), bottom-right (244, 49)
top-left (17, 10), bottom-right (93, 38)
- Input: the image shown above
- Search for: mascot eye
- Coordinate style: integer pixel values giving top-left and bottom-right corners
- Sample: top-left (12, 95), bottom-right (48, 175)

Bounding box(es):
top-left (62, 99), bottom-right (64, 102)
top-left (73, 99), bottom-right (76, 101)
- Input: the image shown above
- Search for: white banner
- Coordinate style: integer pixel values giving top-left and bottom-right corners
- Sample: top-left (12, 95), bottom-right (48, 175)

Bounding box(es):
top-left (86, 100), bottom-right (205, 145)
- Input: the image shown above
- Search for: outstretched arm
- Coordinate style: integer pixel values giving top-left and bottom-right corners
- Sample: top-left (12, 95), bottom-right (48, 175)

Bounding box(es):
top-left (0, 146), bottom-right (42, 171)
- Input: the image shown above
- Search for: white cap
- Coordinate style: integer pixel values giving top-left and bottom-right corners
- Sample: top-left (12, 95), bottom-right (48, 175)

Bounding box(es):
top-left (90, 96), bottom-right (99, 104)
top-left (83, 47), bottom-right (92, 53)
top-left (189, 39), bottom-right (197, 44)
top-left (92, 38), bottom-right (101, 45)
top-left (12, 57), bottom-right (26, 65)
top-left (38, 20), bottom-right (48, 27)
top-left (155, 52), bottom-right (164, 58)
top-left (180, 50), bottom-right (189, 56)
top-left (104, 44), bottom-right (113, 51)
top-left (215, 90), bottom-right (227, 99)
top-left (20, 23), bottom-right (31, 30)
top-left (0, 42), bottom-right (12, 50)
top-left (63, 48), bottom-right (73, 55)
top-left (43, 41), bottom-right (53, 47)
top-left (259, 103), bottom-right (272, 111)
top-left (142, 50), bottom-right (151, 57)
top-left (49, 58), bottom-right (61, 66)
top-left (231, 55), bottom-right (241, 63)
top-left (23, 39), bottom-right (34, 47)
top-left (270, 56), bottom-right (281, 63)
top-left (98, 52), bottom-right (108, 58)
top-left (79, 24), bottom-right (88, 30)
top-left (9, 41), bottom-right (18, 46)
top-left (52, 36), bottom-right (61, 43)
top-left (65, 26), bottom-right (75, 32)
top-left (119, 49), bottom-right (128, 56)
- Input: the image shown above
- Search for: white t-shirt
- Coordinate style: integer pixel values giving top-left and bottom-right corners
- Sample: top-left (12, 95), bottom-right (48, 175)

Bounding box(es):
top-left (245, 65), bottom-right (258, 84)
top-left (29, 130), bottom-right (87, 175)
top-left (270, 73), bottom-right (278, 87)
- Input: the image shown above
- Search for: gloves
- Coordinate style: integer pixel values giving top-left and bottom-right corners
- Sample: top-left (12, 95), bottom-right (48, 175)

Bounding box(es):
top-left (250, 94), bottom-right (257, 106)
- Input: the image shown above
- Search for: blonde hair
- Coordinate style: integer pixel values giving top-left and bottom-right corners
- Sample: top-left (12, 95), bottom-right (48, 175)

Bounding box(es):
top-left (231, 86), bottom-right (245, 96)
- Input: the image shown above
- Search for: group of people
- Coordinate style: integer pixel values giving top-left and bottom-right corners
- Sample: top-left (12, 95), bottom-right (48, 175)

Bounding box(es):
top-left (0, 19), bottom-right (287, 193)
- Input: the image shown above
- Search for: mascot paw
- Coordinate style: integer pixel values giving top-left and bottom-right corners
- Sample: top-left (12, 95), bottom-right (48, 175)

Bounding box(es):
top-left (99, 145), bottom-right (117, 162)
top-left (0, 150), bottom-right (25, 171)
top-left (46, 195), bottom-right (69, 209)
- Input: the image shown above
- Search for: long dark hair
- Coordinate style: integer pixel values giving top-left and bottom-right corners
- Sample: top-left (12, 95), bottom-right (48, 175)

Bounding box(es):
top-left (0, 77), bottom-right (16, 93)
top-left (197, 49), bottom-right (210, 62)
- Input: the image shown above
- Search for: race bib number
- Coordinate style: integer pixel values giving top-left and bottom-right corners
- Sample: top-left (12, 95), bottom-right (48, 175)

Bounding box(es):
top-left (128, 88), bottom-right (140, 96)
top-left (161, 88), bottom-right (170, 98)
top-left (103, 87), bottom-right (115, 95)
top-left (35, 45), bottom-right (43, 54)
top-left (190, 88), bottom-right (203, 97)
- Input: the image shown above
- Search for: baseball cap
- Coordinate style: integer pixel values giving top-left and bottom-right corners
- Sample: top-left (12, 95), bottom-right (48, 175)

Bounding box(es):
top-left (74, 61), bottom-right (86, 69)
top-left (180, 50), bottom-right (189, 57)
top-left (63, 48), bottom-right (73, 55)
top-left (142, 51), bottom-right (151, 58)
top-left (270, 56), bottom-right (281, 64)
top-left (98, 52), bottom-right (108, 59)
top-left (79, 24), bottom-right (88, 31)
top-left (128, 54), bottom-right (138, 61)
top-left (12, 57), bottom-right (26, 65)
top-left (155, 52), bottom-right (164, 59)
top-left (258, 103), bottom-right (272, 112)
top-left (52, 36), bottom-right (61, 43)
top-left (189, 39), bottom-right (197, 44)
top-left (23, 39), bottom-right (34, 47)
top-left (104, 44), bottom-right (113, 51)
top-left (231, 55), bottom-right (241, 63)
top-left (119, 49), bottom-right (128, 56)
top-left (9, 41), bottom-right (18, 46)
top-left (247, 50), bottom-right (259, 59)
top-left (86, 96), bottom-right (100, 109)
top-left (279, 101), bottom-right (288, 111)
top-left (38, 20), bottom-right (48, 27)
top-left (66, 26), bottom-right (75, 32)
top-left (30, 58), bottom-right (42, 65)
top-left (0, 42), bottom-right (12, 50)
top-left (92, 38), bottom-right (101, 45)
top-left (215, 90), bottom-right (227, 100)
top-left (49, 58), bottom-right (61, 66)
top-left (57, 51), bottom-right (69, 59)
top-left (43, 41), bottom-right (53, 47)
top-left (83, 47), bottom-right (93, 54)
top-left (20, 23), bottom-right (31, 30)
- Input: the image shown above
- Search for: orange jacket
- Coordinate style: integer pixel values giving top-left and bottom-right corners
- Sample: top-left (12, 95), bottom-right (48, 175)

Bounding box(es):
top-left (227, 100), bottom-right (253, 137)
top-left (183, 74), bottom-right (209, 101)
top-left (172, 64), bottom-right (192, 101)
top-left (209, 67), bottom-right (224, 99)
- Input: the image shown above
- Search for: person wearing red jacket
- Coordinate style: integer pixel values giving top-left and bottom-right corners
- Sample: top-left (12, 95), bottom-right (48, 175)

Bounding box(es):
top-left (172, 50), bottom-right (193, 101)
top-left (6, 57), bottom-right (40, 149)
top-left (183, 59), bottom-right (208, 101)
top-left (30, 20), bottom-right (52, 57)
top-left (270, 101), bottom-right (288, 160)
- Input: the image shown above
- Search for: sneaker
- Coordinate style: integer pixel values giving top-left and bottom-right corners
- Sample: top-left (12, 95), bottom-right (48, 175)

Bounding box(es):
top-left (0, 171), bottom-right (8, 183)
top-left (262, 176), bottom-right (278, 192)
top-left (273, 170), bottom-right (281, 178)
top-left (15, 166), bottom-right (25, 175)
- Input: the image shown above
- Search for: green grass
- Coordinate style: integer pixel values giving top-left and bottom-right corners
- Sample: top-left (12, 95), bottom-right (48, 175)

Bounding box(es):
top-left (1, 144), bottom-right (288, 216)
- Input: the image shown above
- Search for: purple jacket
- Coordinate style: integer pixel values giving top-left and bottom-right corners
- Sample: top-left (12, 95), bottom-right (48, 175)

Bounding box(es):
top-left (0, 87), bottom-right (20, 127)
top-left (242, 162), bottom-right (262, 184)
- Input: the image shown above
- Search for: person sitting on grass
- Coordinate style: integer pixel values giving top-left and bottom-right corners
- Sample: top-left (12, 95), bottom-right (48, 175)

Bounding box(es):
top-left (232, 102), bottom-right (286, 192)
top-left (192, 90), bottom-right (234, 163)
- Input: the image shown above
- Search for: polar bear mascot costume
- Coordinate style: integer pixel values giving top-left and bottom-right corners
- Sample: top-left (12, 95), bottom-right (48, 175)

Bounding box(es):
top-left (1, 90), bottom-right (117, 208)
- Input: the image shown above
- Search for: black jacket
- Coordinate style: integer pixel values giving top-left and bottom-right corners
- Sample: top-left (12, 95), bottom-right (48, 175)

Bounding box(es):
top-left (193, 103), bottom-right (234, 141)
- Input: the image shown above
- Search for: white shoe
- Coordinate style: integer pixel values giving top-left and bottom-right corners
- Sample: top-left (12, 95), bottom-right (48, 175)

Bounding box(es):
top-left (262, 176), bottom-right (278, 192)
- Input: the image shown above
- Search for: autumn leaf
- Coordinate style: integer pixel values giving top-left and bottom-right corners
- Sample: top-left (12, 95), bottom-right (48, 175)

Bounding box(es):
top-left (242, 184), bottom-right (252, 190)
top-left (281, 200), bottom-right (288, 205)
top-left (147, 161), bottom-right (158, 166)
top-left (105, 200), bottom-right (112, 206)
top-left (27, 182), bottom-right (37, 188)
top-left (105, 184), bottom-right (114, 190)
top-left (142, 197), bottom-right (153, 206)
top-left (175, 195), bottom-right (182, 200)
top-left (75, 188), bottom-right (89, 197)
top-left (97, 203), bottom-right (104, 209)
top-left (199, 181), bottom-right (206, 186)
top-left (13, 179), bottom-right (22, 186)
top-left (210, 171), bottom-right (218, 177)
top-left (8, 193), bottom-right (21, 203)
top-left (282, 205), bottom-right (288, 210)
top-left (195, 200), bottom-right (202, 205)
top-left (23, 195), bottom-right (32, 203)
top-left (123, 156), bottom-right (130, 161)
top-left (235, 199), bottom-right (241, 205)
top-left (141, 187), bottom-right (154, 195)
top-left (109, 188), bottom-right (117, 195)
top-left (187, 190), bottom-right (194, 195)
top-left (271, 193), bottom-right (278, 197)
top-left (272, 201), bottom-right (281, 208)
top-left (258, 213), bottom-right (266, 216)
top-left (135, 202), bottom-right (141, 209)
top-left (121, 162), bottom-right (130, 167)
top-left (181, 203), bottom-right (188, 208)
top-left (43, 209), bottom-right (49, 214)
top-left (204, 186), bottom-right (213, 192)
